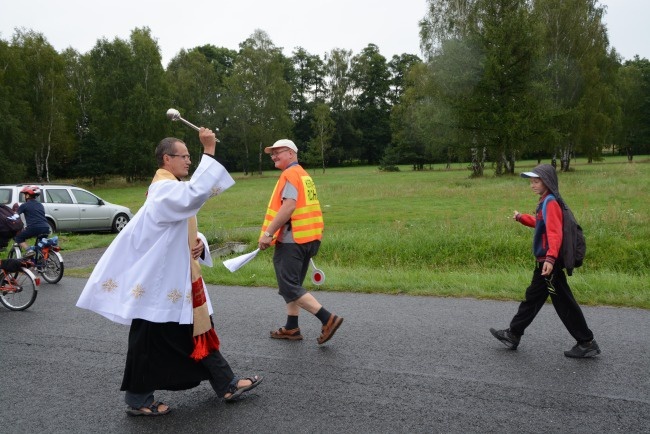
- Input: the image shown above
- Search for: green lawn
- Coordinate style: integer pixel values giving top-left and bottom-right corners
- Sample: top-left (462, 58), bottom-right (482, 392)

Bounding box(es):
top-left (48, 156), bottom-right (650, 309)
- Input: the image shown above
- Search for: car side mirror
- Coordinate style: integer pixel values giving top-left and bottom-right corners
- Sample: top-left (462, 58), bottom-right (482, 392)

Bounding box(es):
top-left (98, 199), bottom-right (105, 206)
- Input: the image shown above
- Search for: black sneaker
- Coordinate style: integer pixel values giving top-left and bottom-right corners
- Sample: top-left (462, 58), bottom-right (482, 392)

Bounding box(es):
top-left (564, 340), bottom-right (601, 358)
top-left (490, 328), bottom-right (520, 350)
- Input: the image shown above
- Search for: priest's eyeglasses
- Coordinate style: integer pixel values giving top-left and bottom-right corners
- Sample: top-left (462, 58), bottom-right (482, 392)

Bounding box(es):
top-left (168, 154), bottom-right (191, 161)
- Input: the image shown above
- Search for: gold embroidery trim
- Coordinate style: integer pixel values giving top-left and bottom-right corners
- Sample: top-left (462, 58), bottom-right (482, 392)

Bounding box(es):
top-left (101, 278), bottom-right (118, 293)
top-left (167, 289), bottom-right (182, 303)
top-left (131, 284), bottom-right (145, 299)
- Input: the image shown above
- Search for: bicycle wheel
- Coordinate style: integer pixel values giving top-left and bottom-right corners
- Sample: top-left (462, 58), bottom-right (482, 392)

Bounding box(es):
top-left (40, 252), bottom-right (64, 284)
top-left (0, 269), bottom-right (38, 311)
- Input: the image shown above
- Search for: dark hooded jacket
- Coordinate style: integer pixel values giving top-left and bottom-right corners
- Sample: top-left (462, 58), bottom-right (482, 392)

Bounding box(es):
top-left (518, 164), bottom-right (564, 264)
top-left (530, 164), bottom-right (585, 275)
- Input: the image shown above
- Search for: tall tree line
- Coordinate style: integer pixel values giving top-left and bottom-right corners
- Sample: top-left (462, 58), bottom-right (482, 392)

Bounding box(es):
top-left (1, 1), bottom-right (649, 183)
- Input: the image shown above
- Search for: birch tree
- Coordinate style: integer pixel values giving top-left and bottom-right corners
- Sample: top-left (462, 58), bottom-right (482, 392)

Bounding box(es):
top-left (11, 30), bottom-right (73, 181)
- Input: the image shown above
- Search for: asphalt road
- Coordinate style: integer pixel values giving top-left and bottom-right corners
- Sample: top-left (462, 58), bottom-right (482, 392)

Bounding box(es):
top-left (1, 276), bottom-right (648, 433)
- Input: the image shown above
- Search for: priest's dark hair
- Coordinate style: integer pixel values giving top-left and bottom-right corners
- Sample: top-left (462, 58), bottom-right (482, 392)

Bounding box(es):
top-left (155, 137), bottom-right (185, 167)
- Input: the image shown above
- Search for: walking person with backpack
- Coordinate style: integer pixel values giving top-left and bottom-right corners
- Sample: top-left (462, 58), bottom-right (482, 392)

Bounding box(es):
top-left (490, 164), bottom-right (601, 358)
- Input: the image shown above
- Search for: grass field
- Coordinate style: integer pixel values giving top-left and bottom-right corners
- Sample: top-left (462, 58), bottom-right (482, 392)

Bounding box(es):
top-left (45, 156), bottom-right (650, 309)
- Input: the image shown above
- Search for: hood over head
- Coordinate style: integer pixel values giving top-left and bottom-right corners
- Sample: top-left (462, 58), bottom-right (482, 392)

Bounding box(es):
top-left (521, 164), bottom-right (561, 201)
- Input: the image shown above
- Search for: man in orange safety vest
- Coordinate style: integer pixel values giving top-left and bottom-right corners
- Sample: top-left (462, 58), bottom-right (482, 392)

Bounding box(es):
top-left (258, 139), bottom-right (343, 345)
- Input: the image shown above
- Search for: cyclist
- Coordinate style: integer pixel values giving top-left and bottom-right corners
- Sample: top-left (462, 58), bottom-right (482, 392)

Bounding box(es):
top-left (14, 186), bottom-right (50, 257)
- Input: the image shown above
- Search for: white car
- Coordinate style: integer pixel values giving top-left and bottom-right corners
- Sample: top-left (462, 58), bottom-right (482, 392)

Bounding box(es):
top-left (0, 184), bottom-right (133, 233)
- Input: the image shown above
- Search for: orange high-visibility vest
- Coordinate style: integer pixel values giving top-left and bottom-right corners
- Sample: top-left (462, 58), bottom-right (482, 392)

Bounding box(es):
top-left (260, 165), bottom-right (323, 244)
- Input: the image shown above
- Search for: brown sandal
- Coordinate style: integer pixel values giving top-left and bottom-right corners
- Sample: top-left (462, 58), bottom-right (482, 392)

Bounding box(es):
top-left (317, 315), bottom-right (343, 345)
top-left (270, 327), bottom-right (303, 340)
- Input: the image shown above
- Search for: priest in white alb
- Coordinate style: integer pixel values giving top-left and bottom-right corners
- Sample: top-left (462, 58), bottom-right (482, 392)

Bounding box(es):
top-left (77, 128), bottom-right (262, 416)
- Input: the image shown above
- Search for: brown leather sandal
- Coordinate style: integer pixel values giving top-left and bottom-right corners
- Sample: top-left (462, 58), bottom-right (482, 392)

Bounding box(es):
top-left (317, 315), bottom-right (344, 344)
top-left (270, 327), bottom-right (303, 340)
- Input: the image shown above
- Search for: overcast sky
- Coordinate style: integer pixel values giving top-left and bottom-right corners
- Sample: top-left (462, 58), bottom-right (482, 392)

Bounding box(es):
top-left (0, 0), bottom-right (647, 67)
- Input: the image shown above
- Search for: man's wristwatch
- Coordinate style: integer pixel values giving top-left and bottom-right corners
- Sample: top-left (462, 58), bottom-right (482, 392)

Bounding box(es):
top-left (263, 231), bottom-right (272, 238)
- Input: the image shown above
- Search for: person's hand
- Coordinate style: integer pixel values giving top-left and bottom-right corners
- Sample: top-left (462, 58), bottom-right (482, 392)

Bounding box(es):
top-left (541, 261), bottom-right (553, 276)
top-left (513, 210), bottom-right (520, 220)
top-left (258, 232), bottom-right (274, 251)
top-left (192, 237), bottom-right (205, 260)
top-left (199, 127), bottom-right (217, 156)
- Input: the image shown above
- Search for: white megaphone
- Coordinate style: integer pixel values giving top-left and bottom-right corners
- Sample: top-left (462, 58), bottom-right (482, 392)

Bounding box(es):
top-left (310, 258), bottom-right (325, 285)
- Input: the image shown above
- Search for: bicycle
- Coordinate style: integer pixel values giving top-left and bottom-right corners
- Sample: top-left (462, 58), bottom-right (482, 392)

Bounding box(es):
top-left (0, 258), bottom-right (39, 311)
top-left (10, 233), bottom-right (64, 284)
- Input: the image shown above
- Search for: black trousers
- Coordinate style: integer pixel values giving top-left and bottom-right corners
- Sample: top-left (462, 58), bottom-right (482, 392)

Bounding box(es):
top-left (122, 319), bottom-right (234, 396)
top-left (509, 263), bottom-right (594, 343)
top-left (201, 350), bottom-right (236, 397)
top-left (125, 351), bottom-right (235, 408)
